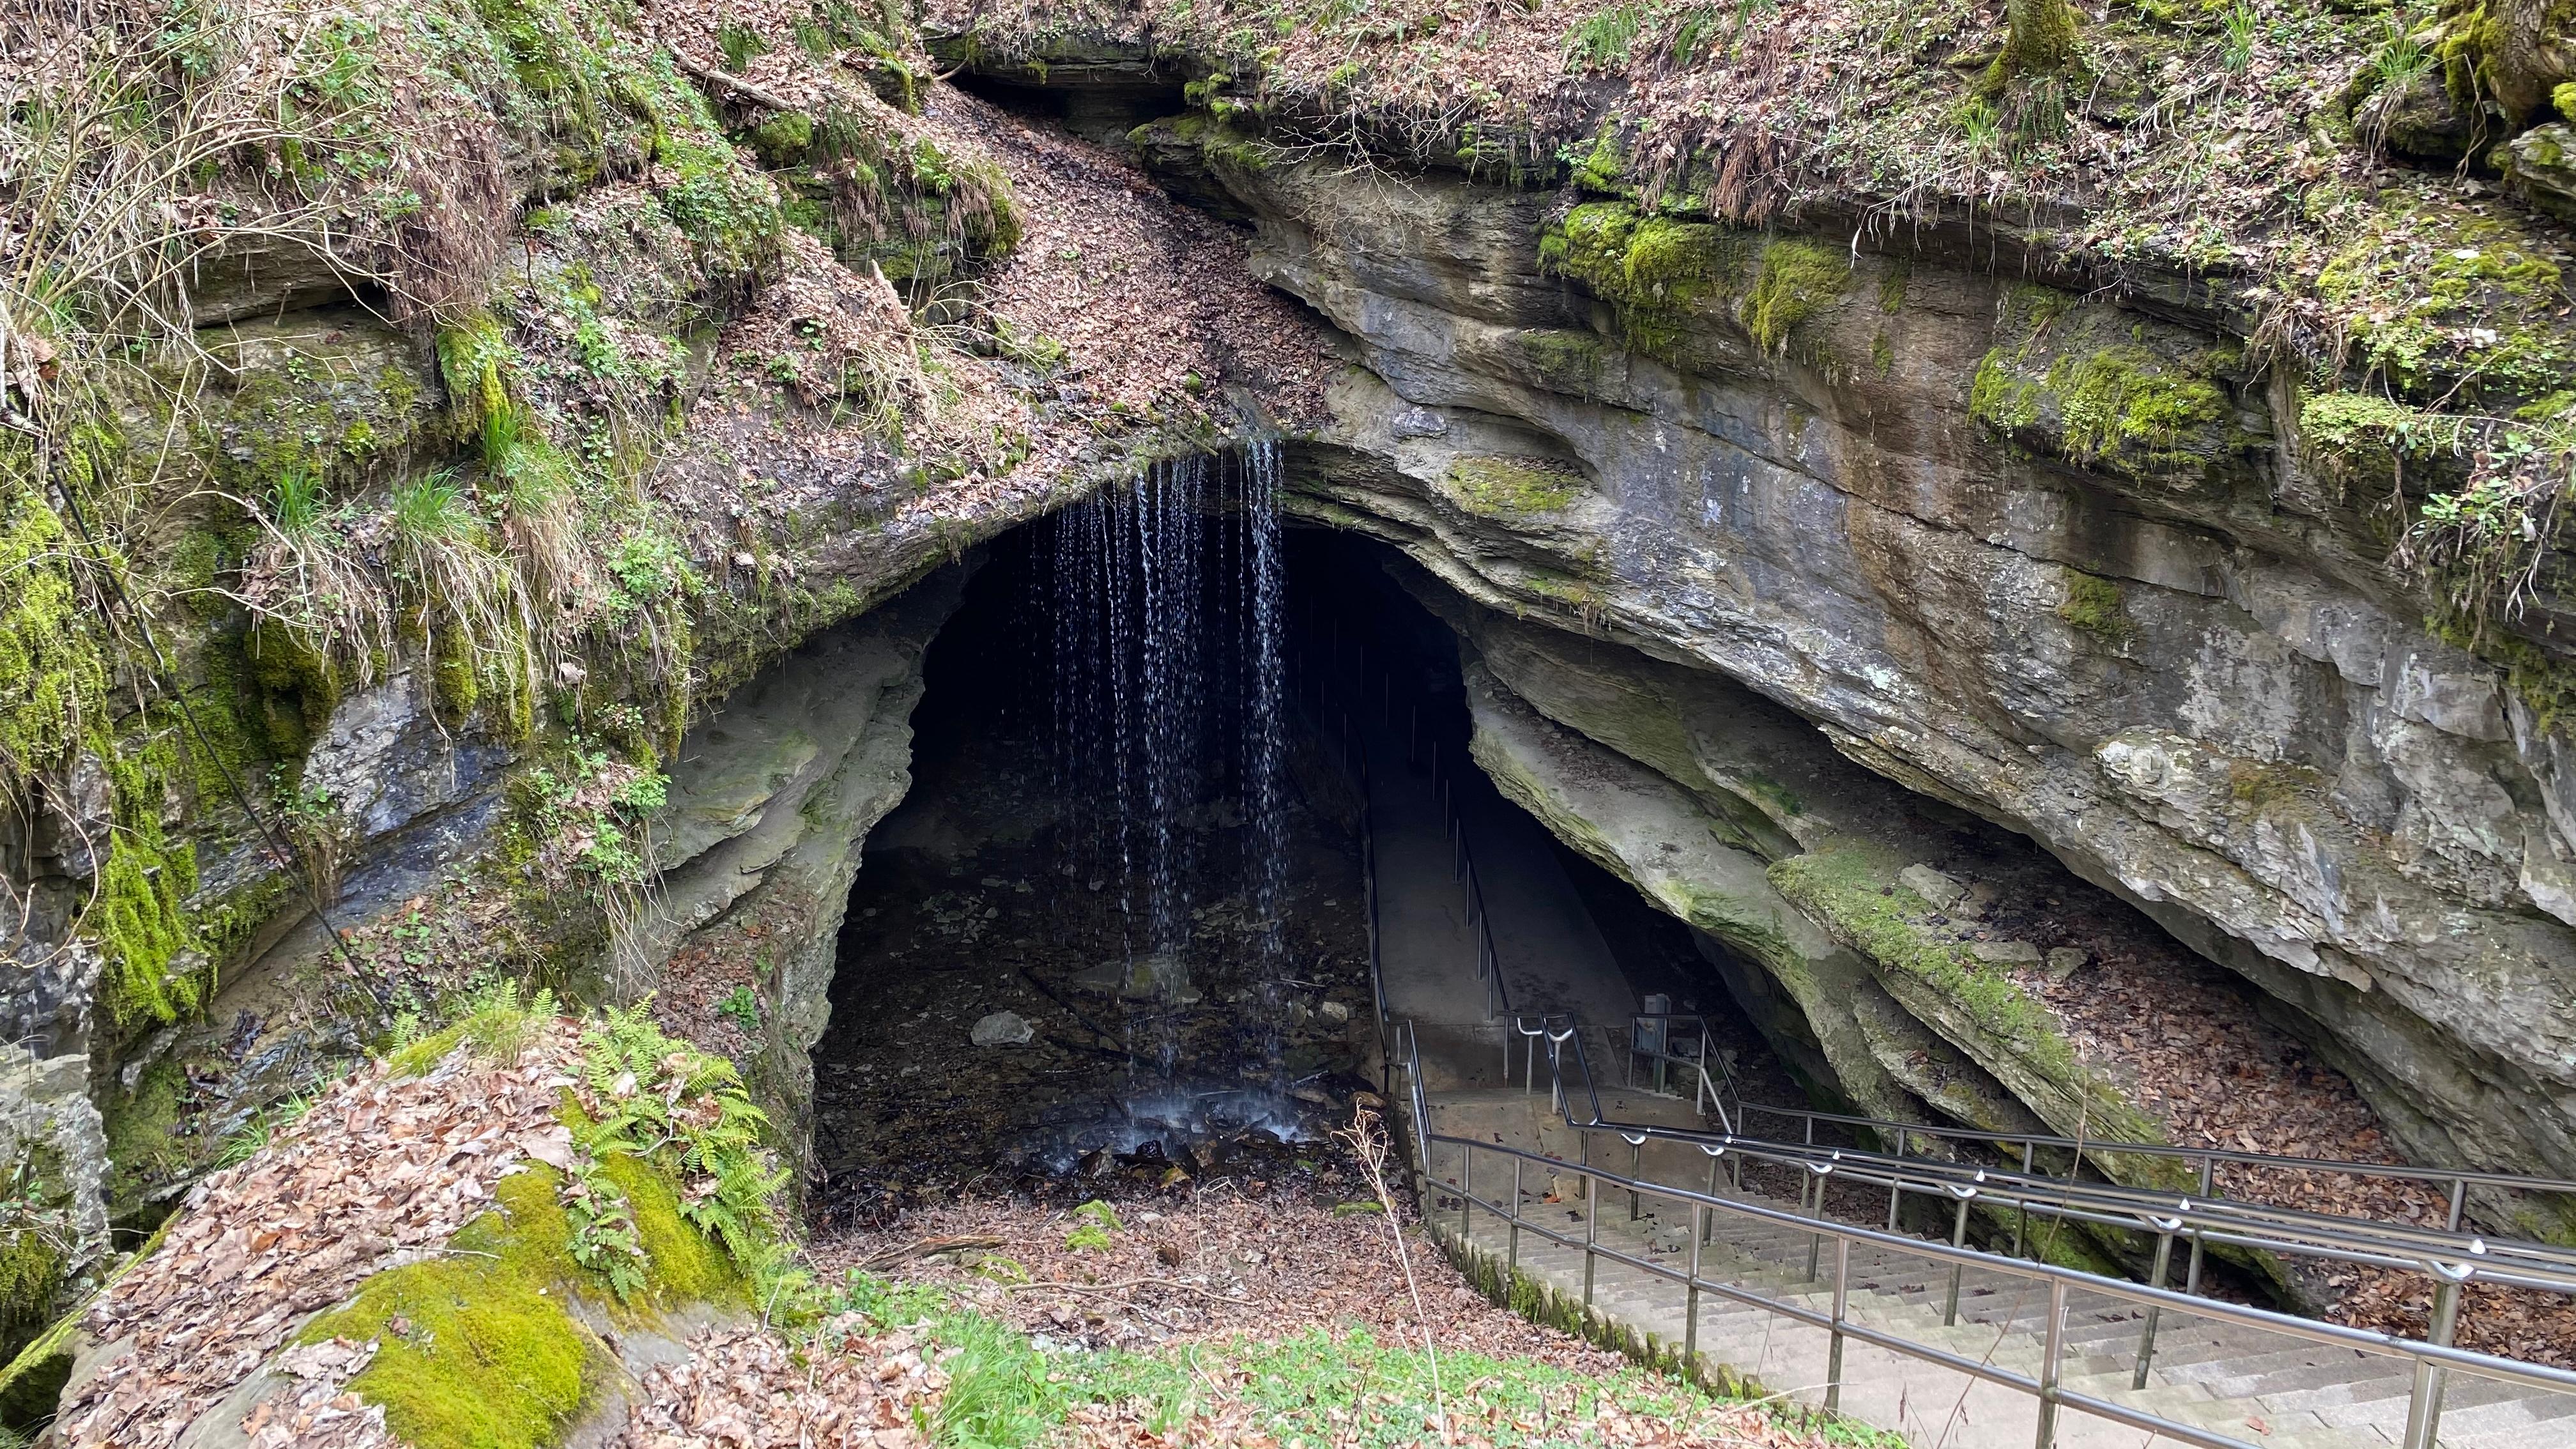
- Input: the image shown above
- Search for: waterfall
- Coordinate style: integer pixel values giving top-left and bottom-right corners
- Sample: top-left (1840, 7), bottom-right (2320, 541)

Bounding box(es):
top-left (1041, 444), bottom-right (1292, 1073)
top-left (1242, 439), bottom-right (1289, 985)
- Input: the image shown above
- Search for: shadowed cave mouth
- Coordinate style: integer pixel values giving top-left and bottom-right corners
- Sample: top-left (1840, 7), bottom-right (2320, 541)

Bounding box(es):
top-left (804, 458), bottom-right (1781, 1227)
top-left (800, 446), bottom-right (2396, 1321)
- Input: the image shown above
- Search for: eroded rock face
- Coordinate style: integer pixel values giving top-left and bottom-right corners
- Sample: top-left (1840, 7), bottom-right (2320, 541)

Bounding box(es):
top-left (631, 566), bottom-right (970, 1153)
top-left (1207, 154), bottom-right (2576, 1206)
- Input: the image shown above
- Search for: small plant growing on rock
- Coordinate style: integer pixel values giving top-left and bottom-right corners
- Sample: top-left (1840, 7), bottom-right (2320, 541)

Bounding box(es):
top-left (718, 985), bottom-right (763, 1034)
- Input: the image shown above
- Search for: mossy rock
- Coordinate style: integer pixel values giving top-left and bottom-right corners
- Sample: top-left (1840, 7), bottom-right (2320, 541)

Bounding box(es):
top-left (1740, 240), bottom-right (1852, 355)
top-left (1539, 201), bottom-right (1749, 363)
top-left (1499, 328), bottom-right (1614, 396)
top-left (2057, 569), bottom-right (2131, 643)
top-left (2315, 195), bottom-right (2576, 406)
top-left (1538, 202), bottom-right (1855, 367)
top-left (303, 1169), bottom-right (606, 1449)
top-left (302, 1156), bottom-right (744, 1449)
top-left (1768, 847), bottom-right (2183, 1188)
top-left (1442, 456), bottom-right (1586, 517)
top-left (1968, 284), bottom-right (2247, 485)
top-left (198, 315), bottom-right (435, 493)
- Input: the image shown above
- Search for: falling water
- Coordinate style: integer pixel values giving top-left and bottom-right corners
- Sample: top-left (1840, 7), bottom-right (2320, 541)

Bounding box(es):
top-left (1041, 445), bottom-right (1291, 1073)
top-left (1241, 439), bottom-right (1289, 988)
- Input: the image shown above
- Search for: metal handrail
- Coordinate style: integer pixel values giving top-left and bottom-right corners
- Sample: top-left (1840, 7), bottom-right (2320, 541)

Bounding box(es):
top-left (1584, 1014), bottom-right (2576, 1282)
top-left (1385, 1018), bottom-right (2576, 1449)
top-left (1426, 1131), bottom-right (2576, 1442)
top-left (1310, 609), bottom-right (2576, 1240)
top-left (1630, 1006), bottom-right (2576, 1207)
top-left (1537, 1015), bottom-right (2576, 1294)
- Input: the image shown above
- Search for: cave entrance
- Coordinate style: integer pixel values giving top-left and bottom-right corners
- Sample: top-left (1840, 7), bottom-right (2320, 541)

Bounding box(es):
top-left (808, 469), bottom-right (1782, 1225)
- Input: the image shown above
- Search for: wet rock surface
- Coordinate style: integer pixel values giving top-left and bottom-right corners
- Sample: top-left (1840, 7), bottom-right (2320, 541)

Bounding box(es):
top-left (808, 649), bottom-right (1374, 1230)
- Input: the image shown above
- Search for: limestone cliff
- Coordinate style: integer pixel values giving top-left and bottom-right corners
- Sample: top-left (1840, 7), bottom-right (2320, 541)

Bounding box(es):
top-left (1142, 114), bottom-right (2576, 1229)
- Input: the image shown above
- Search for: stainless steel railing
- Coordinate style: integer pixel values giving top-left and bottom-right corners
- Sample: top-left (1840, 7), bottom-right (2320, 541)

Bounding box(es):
top-left (1389, 1017), bottom-right (2576, 1449)
top-left (1632, 1008), bottom-right (2576, 1246)
top-left (1309, 609), bottom-right (2576, 1443)
top-left (1528, 1020), bottom-right (2576, 1294)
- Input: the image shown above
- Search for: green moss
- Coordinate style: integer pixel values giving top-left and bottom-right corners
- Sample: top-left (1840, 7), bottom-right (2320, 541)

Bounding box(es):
top-left (1506, 328), bottom-right (1611, 395)
top-left (1540, 202), bottom-right (1747, 360)
top-left (103, 1056), bottom-right (192, 1223)
top-left (305, 1167), bottom-right (605, 1449)
top-left (202, 340), bottom-right (429, 493)
top-left (1970, 286), bottom-right (2239, 480)
top-left (597, 1151), bottom-right (744, 1308)
top-left (0, 473), bottom-right (112, 778)
top-left (2432, 615), bottom-right (2576, 737)
top-left (1568, 123), bottom-right (1625, 191)
top-left (95, 737), bottom-right (209, 1032)
top-left (2301, 389), bottom-right (2428, 455)
top-left (624, 59), bottom-right (785, 282)
top-left (744, 110), bottom-right (815, 166)
top-left (245, 617), bottom-right (342, 742)
top-left (2317, 199), bottom-right (2574, 402)
top-left (1871, 331), bottom-right (1894, 376)
top-left (1770, 847), bottom-right (2174, 1169)
top-left (2057, 569), bottom-right (2130, 641)
top-left (1445, 456), bottom-right (1583, 516)
top-left (1741, 239), bottom-right (1851, 354)
top-left (2053, 347), bottom-right (2228, 463)
top-left (0, 1230), bottom-right (61, 1343)
top-left (386, 1023), bottom-right (471, 1079)
top-left (1986, 0), bottom-right (2080, 90)
top-left (1877, 263), bottom-right (1910, 314)
top-left (438, 312), bottom-right (512, 433)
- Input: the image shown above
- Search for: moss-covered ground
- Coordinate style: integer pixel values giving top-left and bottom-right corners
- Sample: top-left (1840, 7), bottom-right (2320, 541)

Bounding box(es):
top-left (300, 1169), bottom-right (610, 1449)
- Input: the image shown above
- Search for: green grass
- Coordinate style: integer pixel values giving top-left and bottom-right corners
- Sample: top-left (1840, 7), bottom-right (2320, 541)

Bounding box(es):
top-left (828, 1273), bottom-right (1878, 1449)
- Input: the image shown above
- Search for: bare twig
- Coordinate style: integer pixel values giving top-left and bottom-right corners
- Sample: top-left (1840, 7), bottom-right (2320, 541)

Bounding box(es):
top-left (1335, 1105), bottom-right (1446, 1442)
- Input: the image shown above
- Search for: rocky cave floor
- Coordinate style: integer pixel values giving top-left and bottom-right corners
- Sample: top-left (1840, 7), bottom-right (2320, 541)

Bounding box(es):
top-left (804, 719), bottom-right (1381, 1234)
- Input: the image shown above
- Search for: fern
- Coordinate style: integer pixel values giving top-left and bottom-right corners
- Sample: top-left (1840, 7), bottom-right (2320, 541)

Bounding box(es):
top-left (572, 1000), bottom-right (786, 1275)
top-left (561, 1156), bottom-right (649, 1300)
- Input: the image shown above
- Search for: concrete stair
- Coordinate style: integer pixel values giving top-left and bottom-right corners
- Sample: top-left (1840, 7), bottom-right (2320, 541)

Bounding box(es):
top-left (1416, 1093), bottom-right (2575, 1448)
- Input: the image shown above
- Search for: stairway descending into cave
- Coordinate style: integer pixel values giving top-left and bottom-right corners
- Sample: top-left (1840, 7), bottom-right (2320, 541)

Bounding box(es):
top-left (1316, 605), bottom-right (2576, 1448)
top-left (1417, 1089), bottom-right (2576, 1449)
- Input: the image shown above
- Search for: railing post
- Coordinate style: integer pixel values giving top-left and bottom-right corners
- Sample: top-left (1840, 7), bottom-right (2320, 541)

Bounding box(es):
top-left (1508, 1156), bottom-right (1522, 1275)
top-left (2402, 1272), bottom-right (2465, 1449)
top-left (2446, 1176), bottom-right (2468, 1233)
top-left (1685, 1200), bottom-right (1705, 1371)
top-left (1943, 1191), bottom-right (1972, 1326)
top-left (2014, 1140), bottom-right (2035, 1258)
top-left (2132, 1220), bottom-right (2177, 1390)
top-left (1583, 1170), bottom-right (1599, 1310)
top-left (1827, 1236), bottom-right (1851, 1415)
top-left (2035, 1276), bottom-right (2068, 1449)
top-left (1460, 1141), bottom-right (1474, 1239)
top-left (1630, 1138), bottom-right (1643, 1222)
top-left (2184, 1156), bottom-right (2214, 1295)
top-left (1705, 1154), bottom-right (1721, 1241)
top-left (1805, 1167), bottom-right (1826, 1283)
